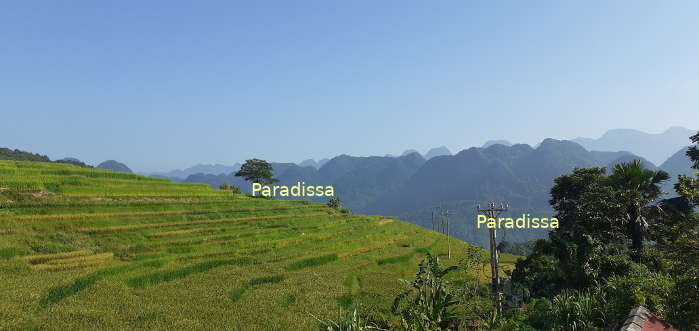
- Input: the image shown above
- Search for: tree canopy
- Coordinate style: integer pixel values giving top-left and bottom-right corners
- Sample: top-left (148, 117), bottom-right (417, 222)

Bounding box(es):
top-left (510, 131), bottom-right (699, 329)
top-left (234, 159), bottom-right (278, 185)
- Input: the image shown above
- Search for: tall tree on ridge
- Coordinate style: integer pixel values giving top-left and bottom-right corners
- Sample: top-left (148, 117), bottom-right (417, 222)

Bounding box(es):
top-left (235, 159), bottom-right (278, 185)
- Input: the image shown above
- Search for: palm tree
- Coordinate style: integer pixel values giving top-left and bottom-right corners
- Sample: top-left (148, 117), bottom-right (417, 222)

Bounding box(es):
top-left (607, 160), bottom-right (669, 260)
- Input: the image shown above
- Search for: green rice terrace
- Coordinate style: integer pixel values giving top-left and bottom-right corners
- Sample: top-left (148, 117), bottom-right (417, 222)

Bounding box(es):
top-left (0, 161), bottom-right (515, 330)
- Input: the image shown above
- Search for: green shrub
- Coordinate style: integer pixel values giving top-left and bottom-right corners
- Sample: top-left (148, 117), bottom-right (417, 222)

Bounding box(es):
top-left (524, 298), bottom-right (554, 329)
top-left (327, 197), bottom-right (341, 209)
top-left (603, 263), bottom-right (673, 322)
top-left (668, 270), bottom-right (699, 330)
top-left (392, 254), bottom-right (460, 330)
top-left (219, 183), bottom-right (241, 194)
top-left (526, 289), bottom-right (608, 330)
top-left (313, 305), bottom-right (389, 331)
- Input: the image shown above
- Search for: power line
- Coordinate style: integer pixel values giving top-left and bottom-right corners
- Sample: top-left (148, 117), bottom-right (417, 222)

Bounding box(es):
top-left (476, 201), bottom-right (508, 315)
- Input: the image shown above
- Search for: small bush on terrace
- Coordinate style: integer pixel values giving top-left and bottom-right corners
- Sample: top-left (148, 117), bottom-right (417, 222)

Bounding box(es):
top-left (219, 182), bottom-right (241, 194)
top-left (327, 197), bottom-right (341, 209)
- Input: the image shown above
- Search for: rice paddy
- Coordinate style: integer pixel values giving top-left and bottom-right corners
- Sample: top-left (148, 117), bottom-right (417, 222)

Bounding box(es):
top-left (0, 160), bottom-right (514, 330)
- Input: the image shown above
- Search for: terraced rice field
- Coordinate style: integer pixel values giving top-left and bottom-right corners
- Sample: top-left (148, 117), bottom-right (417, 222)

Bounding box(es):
top-left (0, 160), bottom-right (514, 330)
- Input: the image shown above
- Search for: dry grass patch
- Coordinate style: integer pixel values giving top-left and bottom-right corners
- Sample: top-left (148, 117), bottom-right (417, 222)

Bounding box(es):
top-left (41, 252), bottom-right (114, 266)
top-left (377, 218), bottom-right (394, 225)
top-left (31, 252), bottom-right (114, 271)
top-left (19, 250), bottom-right (92, 264)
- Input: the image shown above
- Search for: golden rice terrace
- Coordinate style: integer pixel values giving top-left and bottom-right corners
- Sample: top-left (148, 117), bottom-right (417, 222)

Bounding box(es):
top-left (0, 160), bottom-right (510, 330)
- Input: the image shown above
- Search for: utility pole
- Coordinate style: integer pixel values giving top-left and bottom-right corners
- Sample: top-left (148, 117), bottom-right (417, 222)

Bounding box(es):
top-left (432, 206), bottom-right (453, 259)
top-left (444, 210), bottom-right (452, 259)
top-left (476, 202), bottom-right (508, 315)
top-left (431, 208), bottom-right (437, 231)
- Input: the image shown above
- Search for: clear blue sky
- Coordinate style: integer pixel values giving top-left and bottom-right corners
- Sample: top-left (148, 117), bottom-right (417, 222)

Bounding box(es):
top-left (2, 1), bottom-right (698, 172)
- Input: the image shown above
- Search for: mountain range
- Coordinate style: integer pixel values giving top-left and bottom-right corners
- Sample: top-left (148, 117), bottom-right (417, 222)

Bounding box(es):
top-left (482, 140), bottom-right (513, 148)
top-left (4, 127), bottom-right (695, 248)
top-left (425, 146), bottom-right (452, 159)
top-left (364, 140), bottom-right (676, 246)
top-left (146, 163), bottom-right (242, 179)
top-left (572, 126), bottom-right (695, 165)
top-left (171, 132), bottom-right (695, 247)
top-left (145, 146), bottom-right (453, 179)
top-left (298, 158), bottom-right (330, 169)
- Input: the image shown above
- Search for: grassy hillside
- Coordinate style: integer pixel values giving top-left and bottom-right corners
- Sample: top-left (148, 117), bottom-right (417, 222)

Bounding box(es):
top-left (0, 160), bottom-right (513, 330)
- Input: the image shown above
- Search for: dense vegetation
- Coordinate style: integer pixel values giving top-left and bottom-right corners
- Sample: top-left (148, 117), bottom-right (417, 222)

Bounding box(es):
top-left (0, 160), bottom-right (518, 330)
top-left (0, 147), bottom-right (100, 169)
top-left (54, 157), bottom-right (93, 168)
top-left (500, 133), bottom-right (699, 330)
top-left (0, 147), bottom-right (50, 162)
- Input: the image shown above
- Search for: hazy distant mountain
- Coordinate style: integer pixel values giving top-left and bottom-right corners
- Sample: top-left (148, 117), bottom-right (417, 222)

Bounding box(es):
top-left (317, 158), bottom-right (330, 168)
top-left (588, 151), bottom-right (634, 165)
top-left (322, 153), bottom-right (426, 211)
top-left (657, 146), bottom-right (696, 194)
top-left (297, 158), bottom-right (330, 169)
top-left (401, 149), bottom-right (421, 157)
top-left (425, 146), bottom-right (452, 160)
top-left (572, 126), bottom-right (695, 165)
top-left (298, 159), bottom-right (318, 168)
top-left (274, 164), bottom-right (330, 202)
top-left (97, 160), bottom-right (132, 173)
top-left (482, 140), bottom-right (512, 148)
top-left (151, 163), bottom-right (241, 179)
top-left (182, 173), bottom-right (245, 190)
top-left (660, 147), bottom-right (695, 178)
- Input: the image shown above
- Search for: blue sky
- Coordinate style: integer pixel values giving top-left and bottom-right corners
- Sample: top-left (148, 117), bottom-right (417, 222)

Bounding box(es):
top-left (2, 1), bottom-right (698, 172)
